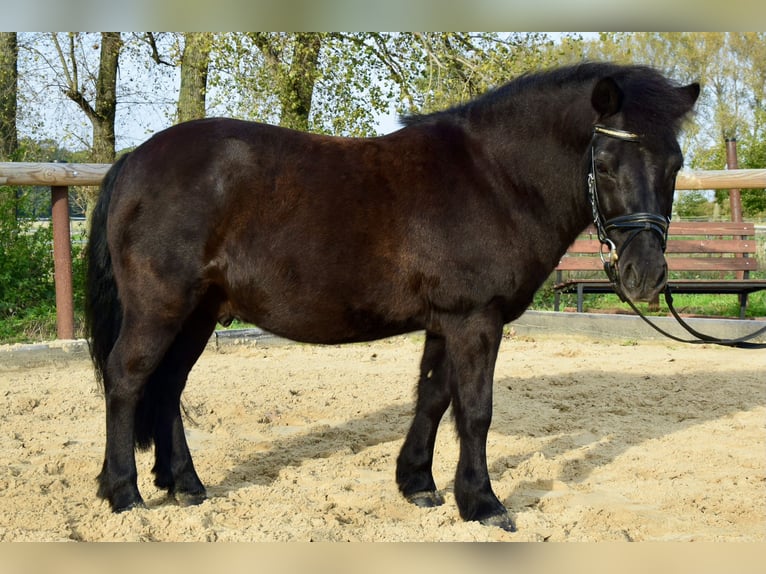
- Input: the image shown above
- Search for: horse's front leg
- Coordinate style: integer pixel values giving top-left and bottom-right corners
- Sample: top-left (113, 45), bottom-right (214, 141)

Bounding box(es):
top-left (445, 308), bottom-right (514, 531)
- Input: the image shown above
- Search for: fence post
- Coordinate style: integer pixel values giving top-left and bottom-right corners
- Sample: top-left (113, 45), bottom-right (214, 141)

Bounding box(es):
top-left (51, 185), bottom-right (74, 339)
top-left (725, 138), bottom-right (743, 223)
top-left (725, 139), bottom-right (746, 281)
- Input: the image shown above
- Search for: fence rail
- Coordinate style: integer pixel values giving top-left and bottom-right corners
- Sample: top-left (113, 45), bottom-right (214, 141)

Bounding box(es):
top-left (675, 169), bottom-right (766, 190)
top-left (2, 163), bottom-right (766, 190)
top-left (1, 162), bottom-right (765, 340)
top-left (0, 162), bottom-right (109, 187)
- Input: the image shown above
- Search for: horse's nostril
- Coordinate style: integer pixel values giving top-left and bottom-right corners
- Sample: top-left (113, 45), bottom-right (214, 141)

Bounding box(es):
top-left (622, 263), bottom-right (640, 290)
top-left (620, 260), bottom-right (665, 299)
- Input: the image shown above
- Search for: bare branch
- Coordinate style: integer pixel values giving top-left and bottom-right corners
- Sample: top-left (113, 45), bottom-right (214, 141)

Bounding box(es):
top-left (49, 33), bottom-right (73, 89)
top-left (51, 32), bottom-right (97, 120)
top-left (145, 32), bottom-right (173, 67)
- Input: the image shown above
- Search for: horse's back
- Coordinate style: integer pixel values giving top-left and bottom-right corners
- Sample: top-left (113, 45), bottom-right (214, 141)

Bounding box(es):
top-left (106, 119), bottom-right (444, 342)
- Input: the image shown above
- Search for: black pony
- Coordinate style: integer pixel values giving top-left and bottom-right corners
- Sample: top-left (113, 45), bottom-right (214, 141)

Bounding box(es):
top-left (86, 62), bottom-right (699, 531)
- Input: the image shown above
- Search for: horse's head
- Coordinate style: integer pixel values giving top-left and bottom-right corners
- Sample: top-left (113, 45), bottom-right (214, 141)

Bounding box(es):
top-left (587, 73), bottom-right (700, 304)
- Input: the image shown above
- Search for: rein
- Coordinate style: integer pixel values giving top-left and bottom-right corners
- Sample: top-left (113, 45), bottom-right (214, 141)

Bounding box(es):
top-left (587, 124), bottom-right (766, 349)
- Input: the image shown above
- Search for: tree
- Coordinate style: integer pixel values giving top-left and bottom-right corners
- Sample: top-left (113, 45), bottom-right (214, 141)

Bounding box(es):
top-left (210, 33), bottom-right (349, 133)
top-left (51, 32), bottom-right (122, 165)
top-left (0, 32), bottom-right (17, 161)
top-left (238, 33), bottom-right (323, 131)
top-left (728, 33), bottom-right (766, 217)
top-left (675, 190), bottom-right (713, 219)
top-left (177, 32), bottom-right (212, 123)
top-left (587, 32), bottom-right (765, 219)
top-left (45, 32), bottom-right (122, 217)
top-left (208, 33), bottom-right (562, 137)
top-left (271, 33), bottom-right (321, 131)
top-left (324, 33), bottom-right (564, 122)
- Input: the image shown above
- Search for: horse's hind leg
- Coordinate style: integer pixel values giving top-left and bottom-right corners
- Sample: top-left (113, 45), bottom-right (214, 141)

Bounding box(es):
top-left (98, 311), bottom-right (180, 512)
top-left (148, 300), bottom-right (218, 506)
top-left (396, 331), bottom-right (452, 507)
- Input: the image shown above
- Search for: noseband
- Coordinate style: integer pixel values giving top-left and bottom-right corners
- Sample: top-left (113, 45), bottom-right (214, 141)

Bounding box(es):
top-left (587, 124), bottom-right (670, 296)
top-left (586, 124), bottom-right (766, 349)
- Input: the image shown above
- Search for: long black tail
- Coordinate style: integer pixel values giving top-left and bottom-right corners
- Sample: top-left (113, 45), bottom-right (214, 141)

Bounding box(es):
top-left (85, 153), bottom-right (130, 387)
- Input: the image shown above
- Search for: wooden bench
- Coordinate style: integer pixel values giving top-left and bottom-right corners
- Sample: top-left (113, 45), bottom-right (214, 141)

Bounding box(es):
top-left (553, 221), bottom-right (766, 319)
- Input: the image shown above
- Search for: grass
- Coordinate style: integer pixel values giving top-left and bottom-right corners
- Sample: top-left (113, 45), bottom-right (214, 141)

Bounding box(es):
top-left (540, 270), bottom-right (766, 319)
top-left (549, 290), bottom-right (766, 318)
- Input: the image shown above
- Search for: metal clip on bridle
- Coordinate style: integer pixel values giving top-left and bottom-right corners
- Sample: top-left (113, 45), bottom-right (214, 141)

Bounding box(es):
top-left (587, 124), bottom-right (766, 349)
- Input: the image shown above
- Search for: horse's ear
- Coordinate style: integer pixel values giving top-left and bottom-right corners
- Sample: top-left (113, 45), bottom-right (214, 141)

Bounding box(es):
top-left (591, 77), bottom-right (623, 118)
top-left (679, 82), bottom-right (701, 110)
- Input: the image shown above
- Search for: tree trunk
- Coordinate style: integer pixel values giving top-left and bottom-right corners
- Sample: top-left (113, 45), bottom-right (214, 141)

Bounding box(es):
top-left (278, 33), bottom-right (322, 131)
top-left (177, 33), bottom-right (212, 123)
top-left (54, 32), bottom-right (121, 216)
top-left (0, 32), bottom-right (18, 161)
top-left (91, 32), bottom-right (121, 164)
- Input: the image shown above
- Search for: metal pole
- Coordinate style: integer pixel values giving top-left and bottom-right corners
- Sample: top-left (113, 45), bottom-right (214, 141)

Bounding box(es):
top-left (725, 138), bottom-right (743, 223)
top-left (51, 185), bottom-right (74, 339)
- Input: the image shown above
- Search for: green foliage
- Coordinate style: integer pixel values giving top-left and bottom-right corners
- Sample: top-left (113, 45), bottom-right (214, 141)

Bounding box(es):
top-left (0, 188), bottom-right (86, 343)
top-left (674, 190), bottom-right (715, 219)
top-left (737, 133), bottom-right (766, 217)
top-left (533, 273), bottom-right (766, 319)
top-left (402, 32), bottom-right (580, 116)
top-left (0, 189), bottom-right (54, 317)
top-left (543, 290), bottom-right (766, 319)
top-left (13, 137), bottom-right (91, 218)
top-left (206, 33), bottom-right (574, 137)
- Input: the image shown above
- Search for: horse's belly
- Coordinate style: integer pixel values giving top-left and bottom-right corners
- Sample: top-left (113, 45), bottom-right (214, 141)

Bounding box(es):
top-left (241, 308), bottom-right (423, 345)
top-left (221, 281), bottom-right (424, 345)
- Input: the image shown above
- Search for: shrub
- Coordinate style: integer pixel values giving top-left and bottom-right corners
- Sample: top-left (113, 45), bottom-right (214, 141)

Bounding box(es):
top-left (0, 188), bottom-right (86, 343)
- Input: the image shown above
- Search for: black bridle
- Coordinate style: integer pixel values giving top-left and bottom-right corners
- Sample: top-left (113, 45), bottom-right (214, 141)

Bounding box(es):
top-left (588, 124), bottom-right (766, 349)
top-left (588, 125), bottom-right (670, 294)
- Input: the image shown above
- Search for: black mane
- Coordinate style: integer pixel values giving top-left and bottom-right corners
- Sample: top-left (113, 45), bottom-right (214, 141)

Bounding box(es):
top-left (401, 62), bottom-right (695, 135)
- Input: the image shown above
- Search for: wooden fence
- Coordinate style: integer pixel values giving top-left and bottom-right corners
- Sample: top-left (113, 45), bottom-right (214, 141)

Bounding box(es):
top-left (1, 162), bottom-right (765, 339)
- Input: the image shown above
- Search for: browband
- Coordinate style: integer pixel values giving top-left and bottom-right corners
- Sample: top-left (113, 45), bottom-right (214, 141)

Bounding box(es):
top-left (593, 124), bottom-right (640, 142)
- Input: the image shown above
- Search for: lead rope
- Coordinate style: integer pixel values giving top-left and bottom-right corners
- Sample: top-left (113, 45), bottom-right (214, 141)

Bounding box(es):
top-left (618, 287), bottom-right (766, 349)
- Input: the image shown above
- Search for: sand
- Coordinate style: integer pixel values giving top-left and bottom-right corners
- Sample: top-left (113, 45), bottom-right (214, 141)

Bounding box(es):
top-left (0, 332), bottom-right (763, 542)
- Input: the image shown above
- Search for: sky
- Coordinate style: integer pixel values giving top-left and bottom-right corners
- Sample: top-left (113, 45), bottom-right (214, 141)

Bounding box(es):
top-left (19, 32), bottom-right (601, 153)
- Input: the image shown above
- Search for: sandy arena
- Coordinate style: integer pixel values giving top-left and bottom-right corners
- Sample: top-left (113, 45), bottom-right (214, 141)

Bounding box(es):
top-left (0, 331), bottom-right (763, 541)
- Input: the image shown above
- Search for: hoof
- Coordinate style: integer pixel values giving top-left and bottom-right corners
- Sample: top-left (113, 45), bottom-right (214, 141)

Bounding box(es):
top-left (406, 490), bottom-right (445, 508)
top-left (479, 512), bottom-right (516, 532)
top-left (173, 490), bottom-right (207, 507)
top-left (99, 485), bottom-right (145, 513)
top-left (97, 473), bottom-right (145, 513)
top-left (113, 499), bottom-right (146, 513)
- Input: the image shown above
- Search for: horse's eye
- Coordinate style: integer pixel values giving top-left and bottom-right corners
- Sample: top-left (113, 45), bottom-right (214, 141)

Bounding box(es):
top-left (668, 157), bottom-right (683, 177)
top-left (595, 160), bottom-right (611, 176)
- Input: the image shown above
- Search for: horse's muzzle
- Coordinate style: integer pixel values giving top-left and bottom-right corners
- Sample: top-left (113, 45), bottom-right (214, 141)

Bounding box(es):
top-left (617, 257), bottom-right (668, 302)
top-left (599, 212), bottom-right (670, 304)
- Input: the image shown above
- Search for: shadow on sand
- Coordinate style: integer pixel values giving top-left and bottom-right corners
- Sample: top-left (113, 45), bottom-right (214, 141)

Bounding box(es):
top-left (213, 362), bottom-right (763, 515)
